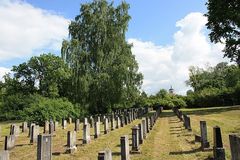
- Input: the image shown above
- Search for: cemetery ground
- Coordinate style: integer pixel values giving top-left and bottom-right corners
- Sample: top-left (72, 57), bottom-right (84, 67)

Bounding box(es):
top-left (0, 105), bottom-right (240, 160)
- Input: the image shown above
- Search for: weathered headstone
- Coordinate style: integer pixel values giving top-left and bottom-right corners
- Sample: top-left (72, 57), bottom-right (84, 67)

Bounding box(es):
top-left (84, 118), bottom-right (88, 125)
top-left (83, 124), bottom-right (91, 144)
top-left (37, 134), bottom-right (52, 160)
top-left (49, 122), bottom-right (54, 135)
top-left (90, 117), bottom-right (94, 128)
top-left (0, 150), bottom-right (9, 160)
top-left (146, 117), bottom-right (149, 133)
top-left (131, 125), bottom-right (139, 152)
top-left (10, 124), bottom-right (19, 137)
top-left (22, 122), bottom-right (28, 133)
top-left (62, 119), bottom-right (67, 129)
top-left (110, 117), bottom-right (115, 131)
top-left (44, 121), bottom-right (49, 134)
top-left (28, 123), bottom-right (35, 137)
top-left (30, 125), bottom-right (39, 143)
top-left (54, 121), bottom-right (58, 131)
top-left (120, 135), bottom-right (129, 160)
top-left (213, 126), bottom-right (225, 160)
top-left (75, 119), bottom-right (80, 132)
top-left (142, 118), bottom-right (147, 139)
top-left (4, 135), bottom-right (15, 150)
top-left (229, 134), bottom-right (240, 160)
top-left (94, 121), bottom-right (100, 139)
top-left (67, 131), bottom-right (77, 153)
top-left (68, 117), bottom-right (72, 124)
top-left (116, 116), bottom-right (121, 129)
top-left (104, 118), bottom-right (109, 134)
top-left (98, 149), bottom-right (112, 160)
top-left (138, 123), bottom-right (143, 144)
top-left (200, 121), bottom-right (210, 149)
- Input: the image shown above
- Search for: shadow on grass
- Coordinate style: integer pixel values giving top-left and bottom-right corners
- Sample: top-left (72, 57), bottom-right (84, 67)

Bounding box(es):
top-left (182, 106), bottom-right (240, 116)
top-left (112, 152), bottom-right (121, 156)
top-left (52, 152), bottom-right (61, 156)
top-left (169, 147), bottom-right (202, 155)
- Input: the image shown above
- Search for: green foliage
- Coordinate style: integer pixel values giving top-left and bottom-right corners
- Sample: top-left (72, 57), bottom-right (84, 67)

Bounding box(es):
top-left (186, 62), bottom-right (240, 108)
top-left (61, 0), bottom-right (143, 113)
top-left (0, 94), bottom-right (79, 124)
top-left (19, 95), bottom-right (77, 125)
top-left (205, 0), bottom-right (240, 65)
top-left (10, 53), bottom-right (71, 97)
top-left (136, 89), bottom-right (186, 110)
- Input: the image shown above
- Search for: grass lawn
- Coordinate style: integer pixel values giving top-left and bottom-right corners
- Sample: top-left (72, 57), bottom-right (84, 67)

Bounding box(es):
top-left (0, 105), bottom-right (240, 159)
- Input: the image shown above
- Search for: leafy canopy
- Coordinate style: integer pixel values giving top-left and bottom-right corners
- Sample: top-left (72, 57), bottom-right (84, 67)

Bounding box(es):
top-left (61, 0), bottom-right (143, 113)
top-left (205, 0), bottom-right (240, 65)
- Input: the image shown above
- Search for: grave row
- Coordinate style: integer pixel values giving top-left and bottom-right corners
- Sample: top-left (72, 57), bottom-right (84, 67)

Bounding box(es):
top-left (0, 107), bottom-right (149, 160)
top-left (97, 106), bottom-right (163, 160)
top-left (172, 107), bottom-right (240, 160)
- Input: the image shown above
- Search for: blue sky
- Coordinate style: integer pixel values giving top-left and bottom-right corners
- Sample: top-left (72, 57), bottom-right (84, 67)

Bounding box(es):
top-left (25, 0), bottom-right (207, 45)
top-left (0, 0), bottom-right (226, 94)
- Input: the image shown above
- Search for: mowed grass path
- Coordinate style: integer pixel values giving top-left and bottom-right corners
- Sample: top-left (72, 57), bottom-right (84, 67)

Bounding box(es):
top-left (0, 106), bottom-right (240, 159)
top-left (133, 105), bottom-right (240, 160)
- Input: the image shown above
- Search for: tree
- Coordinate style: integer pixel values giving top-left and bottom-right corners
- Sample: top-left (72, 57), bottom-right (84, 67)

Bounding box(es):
top-left (205, 0), bottom-right (240, 65)
top-left (61, 0), bottom-right (143, 113)
top-left (11, 53), bottom-right (70, 97)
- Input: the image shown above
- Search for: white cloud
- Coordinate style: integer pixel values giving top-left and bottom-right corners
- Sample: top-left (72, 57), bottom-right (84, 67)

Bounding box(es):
top-left (0, 0), bottom-right (69, 61)
top-left (129, 12), bottom-right (227, 95)
top-left (0, 67), bottom-right (11, 81)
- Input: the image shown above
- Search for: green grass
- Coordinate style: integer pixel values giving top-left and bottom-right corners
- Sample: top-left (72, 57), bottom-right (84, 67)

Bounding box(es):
top-left (0, 106), bottom-right (240, 159)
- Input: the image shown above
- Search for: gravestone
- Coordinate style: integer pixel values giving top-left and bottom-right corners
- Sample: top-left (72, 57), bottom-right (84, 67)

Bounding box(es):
top-left (120, 135), bottom-right (129, 160)
top-left (98, 149), bottom-right (112, 160)
top-left (200, 121), bottom-right (210, 149)
top-left (146, 117), bottom-right (149, 133)
top-left (49, 122), bottom-right (54, 135)
top-left (4, 135), bottom-right (15, 150)
top-left (10, 124), bottom-right (19, 137)
top-left (138, 123), bottom-right (143, 144)
top-left (142, 119), bottom-right (147, 139)
top-left (83, 124), bottom-right (91, 144)
top-left (229, 134), bottom-right (240, 160)
top-left (90, 117), bottom-right (94, 128)
top-left (62, 119), bottom-right (67, 129)
top-left (149, 116), bottom-right (153, 130)
top-left (75, 119), bottom-right (80, 132)
top-left (22, 122), bottom-right (28, 133)
top-left (37, 134), bottom-right (52, 160)
top-left (120, 116), bottom-right (125, 127)
top-left (131, 125), bottom-right (139, 152)
top-left (110, 117), bottom-right (115, 130)
top-left (94, 121), bottom-right (100, 139)
top-left (68, 117), bottom-right (72, 124)
top-left (84, 118), bottom-right (88, 125)
top-left (28, 123), bottom-right (35, 137)
top-left (44, 121), bottom-right (49, 134)
top-left (104, 118), bottom-right (109, 134)
top-left (54, 121), bottom-right (58, 131)
top-left (30, 125), bottom-right (39, 143)
top-left (213, 126), bottom-right (225, 160)
top-left (0, 150), bottom-right (9, 160)
top-left (67, 131), bottom-right (77, 153)
top-left (116, 116), bottom-right (121, 129)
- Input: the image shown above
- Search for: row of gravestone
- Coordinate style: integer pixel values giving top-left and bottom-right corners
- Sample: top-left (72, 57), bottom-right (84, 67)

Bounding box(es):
top-left (66, 107), bottom-right (149, 153)
top-left (0, 107), bottom-right (149, 160)
top-left (97, 106), bottom-right (163, 160)
top-left (172, 107), bottom-right (240, 160)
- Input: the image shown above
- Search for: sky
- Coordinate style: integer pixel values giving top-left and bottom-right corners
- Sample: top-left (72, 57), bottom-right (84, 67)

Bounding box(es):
top-left (0, 0), bottom-right (228, 95)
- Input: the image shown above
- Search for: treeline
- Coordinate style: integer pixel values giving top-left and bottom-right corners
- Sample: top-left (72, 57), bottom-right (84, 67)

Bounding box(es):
top-left (185, 62), bottom-right (240, 108)
top-left (0, 0), bottom-right (142, 123)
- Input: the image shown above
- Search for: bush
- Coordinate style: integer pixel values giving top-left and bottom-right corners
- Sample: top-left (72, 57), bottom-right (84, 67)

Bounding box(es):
top-left (19, 95), bottom-right (78, 125)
